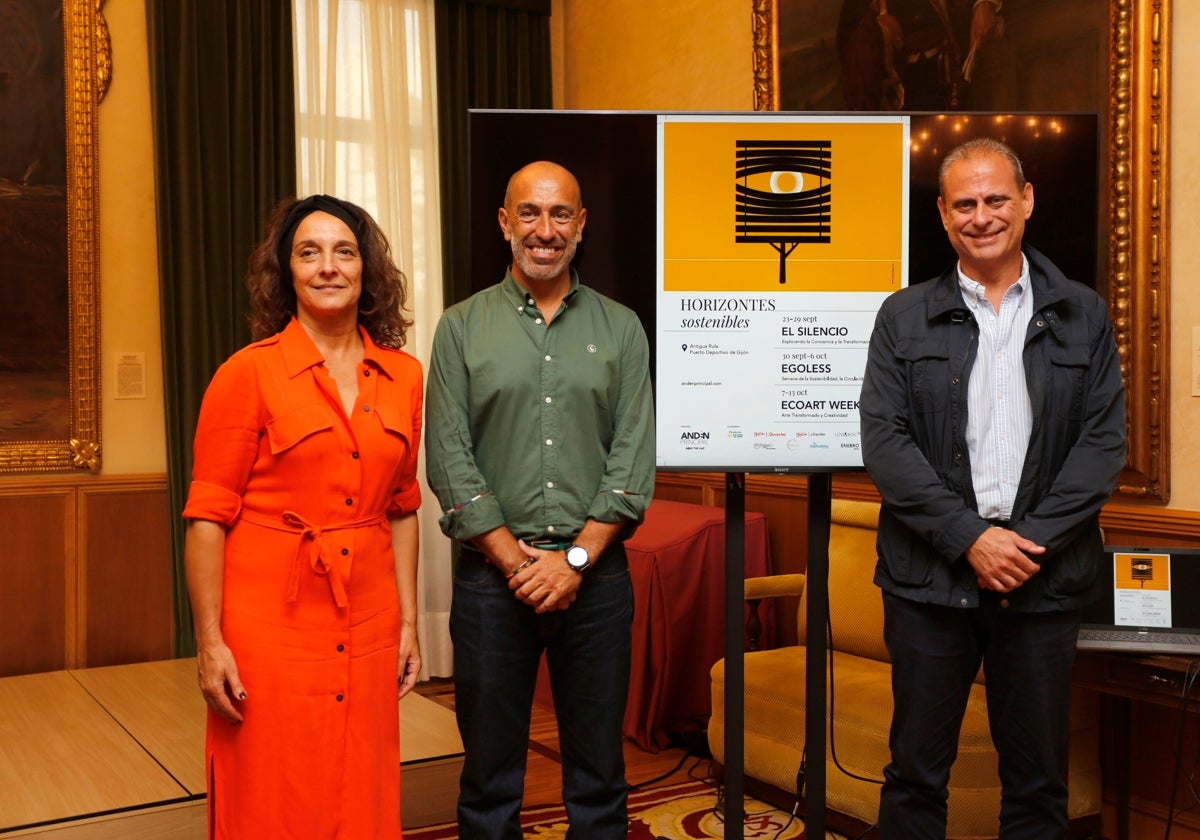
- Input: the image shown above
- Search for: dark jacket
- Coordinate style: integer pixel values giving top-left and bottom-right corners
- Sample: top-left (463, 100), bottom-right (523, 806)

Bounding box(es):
top-left (859, 247), bottom-right (1127, 611)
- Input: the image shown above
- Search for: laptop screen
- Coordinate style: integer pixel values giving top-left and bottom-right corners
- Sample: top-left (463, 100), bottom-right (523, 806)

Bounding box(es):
top-left (1078, 547), bottom-right (1200, 649)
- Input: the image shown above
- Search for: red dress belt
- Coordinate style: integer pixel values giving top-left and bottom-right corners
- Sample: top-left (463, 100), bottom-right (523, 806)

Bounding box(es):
top-left (238, 507), bottom-right (388, 607)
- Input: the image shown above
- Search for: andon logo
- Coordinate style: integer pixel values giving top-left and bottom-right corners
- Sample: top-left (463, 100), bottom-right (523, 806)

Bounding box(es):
top-left (680, 431), bottom-right (711, 440)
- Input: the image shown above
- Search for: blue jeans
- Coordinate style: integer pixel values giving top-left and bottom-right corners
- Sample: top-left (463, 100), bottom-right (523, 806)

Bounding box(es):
top-left (450, 545), bottom-right (633, 840)
top-left (878, 590), bottom-right (1081, 840)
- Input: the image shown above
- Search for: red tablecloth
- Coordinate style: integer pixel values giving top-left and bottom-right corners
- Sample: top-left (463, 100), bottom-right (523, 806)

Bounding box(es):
top-left (623, 499), bottom-right (774, 752)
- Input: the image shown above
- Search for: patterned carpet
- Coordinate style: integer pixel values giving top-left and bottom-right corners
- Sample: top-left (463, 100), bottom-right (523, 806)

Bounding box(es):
top-left (404, 779), bottom-right (812, 839)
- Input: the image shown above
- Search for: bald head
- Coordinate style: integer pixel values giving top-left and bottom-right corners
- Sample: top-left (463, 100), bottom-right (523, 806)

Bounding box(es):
top-left (499, 160), bottom-right (587, 289)
top-left (504, 161), bottom-right (583, 209)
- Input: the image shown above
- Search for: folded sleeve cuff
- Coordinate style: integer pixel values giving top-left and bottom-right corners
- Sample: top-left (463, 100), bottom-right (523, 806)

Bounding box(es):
top-left (437, 492), bottom-right (506, 542)
top-left (182, 480), bottom-right (243, 526)
top-left (586, 491), bottom-right (648, 529)
top-left (388, 481), bottom-right (423, 518)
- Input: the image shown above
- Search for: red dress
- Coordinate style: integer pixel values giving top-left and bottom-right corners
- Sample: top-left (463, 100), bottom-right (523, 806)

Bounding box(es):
top-left (184, 318), bottom-right (422, 838)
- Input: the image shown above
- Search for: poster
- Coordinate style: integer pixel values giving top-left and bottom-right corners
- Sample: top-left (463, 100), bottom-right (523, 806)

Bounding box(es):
top-left (655, 114), bottom-right (909, 471)
top-left (1112, 551), bottom-right (1172, 629)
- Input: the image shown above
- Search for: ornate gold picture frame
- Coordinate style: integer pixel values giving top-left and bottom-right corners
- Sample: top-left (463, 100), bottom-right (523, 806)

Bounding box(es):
top-left (0, 1), bottom-right (109, 474)
top-left (753, 0), bottom-right (1171, 501)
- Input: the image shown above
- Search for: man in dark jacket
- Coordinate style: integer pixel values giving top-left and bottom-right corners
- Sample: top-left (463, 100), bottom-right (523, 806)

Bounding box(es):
top-left (860, 137), bottom-right (1126, 838)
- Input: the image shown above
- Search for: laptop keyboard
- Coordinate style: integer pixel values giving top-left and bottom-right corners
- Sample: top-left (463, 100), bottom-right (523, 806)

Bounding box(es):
top-left (1078, 628), bottom-right (1200, 647)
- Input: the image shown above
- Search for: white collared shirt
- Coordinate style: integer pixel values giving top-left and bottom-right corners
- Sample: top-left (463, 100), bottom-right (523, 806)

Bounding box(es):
top-left (959, 257), bottom-right (1034, 520)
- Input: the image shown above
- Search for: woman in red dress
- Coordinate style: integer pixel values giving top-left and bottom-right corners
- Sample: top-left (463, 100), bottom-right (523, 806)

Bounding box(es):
top-left (184, 195), bottom-right (422, 838)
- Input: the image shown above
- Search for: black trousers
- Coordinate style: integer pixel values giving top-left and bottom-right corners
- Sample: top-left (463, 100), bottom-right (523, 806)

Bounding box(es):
top-left (878, 590), bottom-right (1081, 839)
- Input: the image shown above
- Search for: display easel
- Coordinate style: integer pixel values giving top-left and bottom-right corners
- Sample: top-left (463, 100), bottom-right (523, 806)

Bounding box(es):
top-left (723, 471), bottom-right (833, 840)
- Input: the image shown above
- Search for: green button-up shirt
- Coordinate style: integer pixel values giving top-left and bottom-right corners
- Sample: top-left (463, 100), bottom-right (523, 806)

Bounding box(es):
top-left (425, 269), bottom-right (655, 543)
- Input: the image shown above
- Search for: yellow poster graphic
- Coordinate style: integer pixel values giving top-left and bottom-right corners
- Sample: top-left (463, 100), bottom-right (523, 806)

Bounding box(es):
top-left (1114, 551), bottom-right (1170, 591)
top-left (662, 118), bottom-right (907, 293)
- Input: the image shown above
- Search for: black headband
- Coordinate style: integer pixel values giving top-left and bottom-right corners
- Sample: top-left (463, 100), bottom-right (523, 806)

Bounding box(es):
top-left (277, 194), bottom-right (365, 280)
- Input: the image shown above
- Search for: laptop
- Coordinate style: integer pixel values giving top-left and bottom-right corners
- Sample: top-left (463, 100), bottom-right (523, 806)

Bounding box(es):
top-left (1077, 546), bottom-right (1200, 655)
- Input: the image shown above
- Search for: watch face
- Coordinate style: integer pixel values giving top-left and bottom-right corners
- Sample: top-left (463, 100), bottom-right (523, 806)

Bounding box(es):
top-left (566, 545), bottom-right (589, 571)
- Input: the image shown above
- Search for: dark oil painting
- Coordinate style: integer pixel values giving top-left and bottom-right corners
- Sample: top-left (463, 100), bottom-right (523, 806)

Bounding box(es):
top-left (0, 0), bottom-right (69, 442)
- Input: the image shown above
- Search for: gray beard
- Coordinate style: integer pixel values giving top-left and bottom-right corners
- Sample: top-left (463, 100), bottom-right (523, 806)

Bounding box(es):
top-left (511, 236), bottom-right (578, 283)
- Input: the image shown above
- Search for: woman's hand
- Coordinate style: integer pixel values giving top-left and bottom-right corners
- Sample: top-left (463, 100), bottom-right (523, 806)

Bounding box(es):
top-left (185, 519), bottom-right (243, 722)
top-left (397, 620), bottom-right (421, 699)
top-left (196, 637), bottom-right (246, 724)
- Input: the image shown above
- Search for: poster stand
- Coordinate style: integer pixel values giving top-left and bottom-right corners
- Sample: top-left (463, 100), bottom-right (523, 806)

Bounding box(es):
top-left (722, 471), bottom-right (832, 840)
top-left (722, 472), bottom-right (746, 838)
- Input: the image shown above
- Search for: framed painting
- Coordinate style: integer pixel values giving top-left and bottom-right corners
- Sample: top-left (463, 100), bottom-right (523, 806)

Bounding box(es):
top-left (752, 0), bottom-right (1171, 500)
top-left (0, 0), bottom-right (109, 473)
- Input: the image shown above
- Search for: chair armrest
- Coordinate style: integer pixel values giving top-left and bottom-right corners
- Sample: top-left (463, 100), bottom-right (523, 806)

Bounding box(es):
top-left (744, 573), bottom-right (806, 601)
top-left (744, 573), bottom-right (805, 651)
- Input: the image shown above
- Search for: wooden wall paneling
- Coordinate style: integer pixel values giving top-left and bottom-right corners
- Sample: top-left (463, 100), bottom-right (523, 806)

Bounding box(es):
top-left (649, 476), bottom-right (709, 506)
top-left (0, 486), bottom-right (73, 676)
top-left (1098, 504), bottom-right (1200, 546)
top-left (80, 476), bottom-right (173, 668)
top-left (0, 474), bottom-right (172, 677)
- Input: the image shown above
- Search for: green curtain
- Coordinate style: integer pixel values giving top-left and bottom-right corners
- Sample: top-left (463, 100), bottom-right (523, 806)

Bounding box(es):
top-left (434, 0), bottom-right (553, 306)
top-left (146, 0), bottom-right (296, 657)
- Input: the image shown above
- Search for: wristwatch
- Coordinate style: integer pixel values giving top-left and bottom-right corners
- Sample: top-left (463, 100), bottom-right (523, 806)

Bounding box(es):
top-left (565, 544), bottom-right (590, 573)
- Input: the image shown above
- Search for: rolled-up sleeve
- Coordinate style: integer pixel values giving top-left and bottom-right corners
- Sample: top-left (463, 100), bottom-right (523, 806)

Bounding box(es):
top-left (424, 311), bottom-right (506, 541)
top-left (586, 317), bottom-right (655, 527)
top-left (183, 480), bottom-right (244, 526)
top-left (183, 357), bottom-right (260, 526)
top-left (387, 368), bottom-right (425, 518)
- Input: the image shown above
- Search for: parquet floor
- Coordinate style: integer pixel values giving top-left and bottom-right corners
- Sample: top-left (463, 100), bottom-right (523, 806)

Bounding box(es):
top-left (415, 678), bottom-right (706, 807)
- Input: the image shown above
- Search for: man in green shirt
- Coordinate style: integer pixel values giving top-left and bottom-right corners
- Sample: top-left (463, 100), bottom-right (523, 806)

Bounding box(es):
top-left (425, 160), bottom-right (655, 839)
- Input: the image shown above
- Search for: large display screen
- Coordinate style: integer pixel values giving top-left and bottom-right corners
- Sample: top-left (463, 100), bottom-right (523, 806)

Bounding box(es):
top-left (468, 110), bottom-right (1099, 473)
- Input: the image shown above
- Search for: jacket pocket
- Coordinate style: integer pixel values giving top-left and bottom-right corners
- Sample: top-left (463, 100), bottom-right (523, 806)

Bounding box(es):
top-left (895, 337), bottom-right (951, 416)
top-left (265, 404), bottom-right (334, 454)
top-left (1044, 546), bottom-right (1095, 599)
top-left (1047, 342), bottom-right (1089, 420)
top-left (881, 517), bottom-right (934, 587)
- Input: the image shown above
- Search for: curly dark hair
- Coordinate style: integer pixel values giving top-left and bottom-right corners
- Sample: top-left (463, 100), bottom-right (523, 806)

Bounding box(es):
top-left (246, 195), bottom-right (413, 349)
